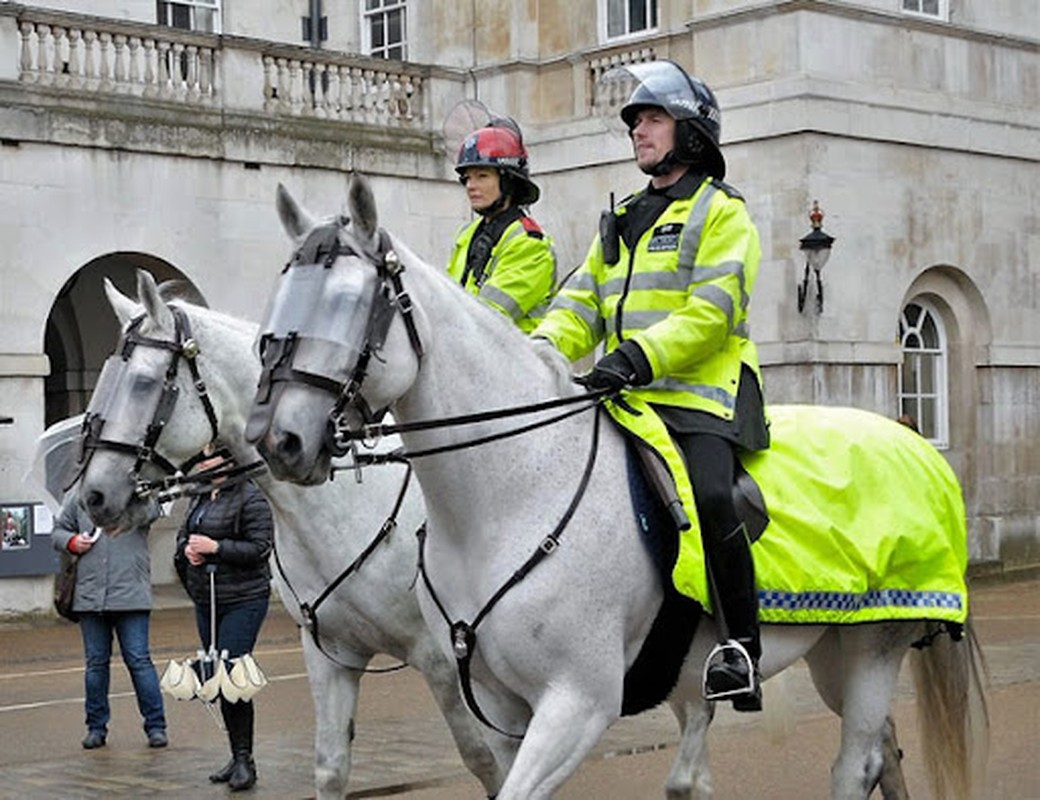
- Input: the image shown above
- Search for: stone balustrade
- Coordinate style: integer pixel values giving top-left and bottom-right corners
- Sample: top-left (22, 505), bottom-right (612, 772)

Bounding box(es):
top-left (16, 13), bottom-right (218, 104)
top-left (5, 6), bottom-right (430, 128)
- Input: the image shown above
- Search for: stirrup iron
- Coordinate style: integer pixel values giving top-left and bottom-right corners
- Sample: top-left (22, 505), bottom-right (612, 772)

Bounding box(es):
top-left (702, 639), bottom-right (757, 701)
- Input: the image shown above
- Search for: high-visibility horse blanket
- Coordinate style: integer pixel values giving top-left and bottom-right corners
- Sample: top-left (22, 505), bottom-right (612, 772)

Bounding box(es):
top-left (608, 400), bottom-right (969, 626)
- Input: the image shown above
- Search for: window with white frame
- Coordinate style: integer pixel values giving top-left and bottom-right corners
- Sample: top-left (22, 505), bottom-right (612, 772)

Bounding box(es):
top-left (362, 0), bottom-right (407, 61)
top-left (157, 0), bottom-right (221, 33)
top-left (900, 0), bottom-right (948, 21)
top-left (898, 300), bottom-right (949, 447)
top-left (603, 0), bottom-right (659, 41)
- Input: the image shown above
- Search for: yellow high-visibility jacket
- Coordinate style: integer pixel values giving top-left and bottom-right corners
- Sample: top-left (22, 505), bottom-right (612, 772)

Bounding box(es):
top-left (446, 215), bottom-right (557, 333)
top-left (535, 176), bottom-right (762, 420)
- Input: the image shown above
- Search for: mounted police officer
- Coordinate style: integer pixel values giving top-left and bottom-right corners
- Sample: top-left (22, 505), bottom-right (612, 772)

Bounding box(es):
top-left (446, 118), bottom-right (557, 333)
top-left (534, 60), bottom-right (769, 711)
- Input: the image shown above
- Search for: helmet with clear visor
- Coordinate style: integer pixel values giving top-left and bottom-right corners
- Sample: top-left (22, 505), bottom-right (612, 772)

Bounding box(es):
top-left (615, 59), bottom-right (725, 179)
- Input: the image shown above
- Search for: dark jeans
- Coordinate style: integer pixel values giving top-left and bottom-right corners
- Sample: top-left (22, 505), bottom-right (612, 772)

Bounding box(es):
top-left (194, 595), bottom-right (269, 659)
top-left (79, 610), bottom-right (166, 734)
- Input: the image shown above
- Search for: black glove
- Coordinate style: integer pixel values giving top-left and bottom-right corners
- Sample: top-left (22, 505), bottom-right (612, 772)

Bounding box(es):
top-left (584, 340), bottom-right (653, 391)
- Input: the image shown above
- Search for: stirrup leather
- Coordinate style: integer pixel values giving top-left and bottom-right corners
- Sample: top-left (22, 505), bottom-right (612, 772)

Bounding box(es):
top-left (702, 639), bottom-right (758, 701)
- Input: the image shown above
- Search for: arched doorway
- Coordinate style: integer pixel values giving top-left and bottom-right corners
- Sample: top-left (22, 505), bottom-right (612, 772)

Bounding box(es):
top-left (43, 254), bottom-right (204, 427)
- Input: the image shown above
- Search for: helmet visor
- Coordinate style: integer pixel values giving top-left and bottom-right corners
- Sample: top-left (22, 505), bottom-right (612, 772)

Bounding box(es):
top-left (614, 60), bottom-right (704, 123)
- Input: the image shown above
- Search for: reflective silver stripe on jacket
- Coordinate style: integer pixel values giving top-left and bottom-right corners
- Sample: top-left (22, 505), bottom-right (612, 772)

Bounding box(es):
top-left (479, 284), bottom-right (523, 320)
top-left (549, 294), bottom-right (605, 336)
top-left (654, 378), bottom-right (737, 410)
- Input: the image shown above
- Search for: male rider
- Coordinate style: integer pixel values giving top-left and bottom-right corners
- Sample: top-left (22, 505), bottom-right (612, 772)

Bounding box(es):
top-left (533, 60), bottom-right (769, 712)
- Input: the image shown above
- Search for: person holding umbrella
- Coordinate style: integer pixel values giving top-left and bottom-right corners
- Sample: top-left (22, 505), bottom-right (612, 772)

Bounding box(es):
top-left (174, 445), bottom-right (274, 791)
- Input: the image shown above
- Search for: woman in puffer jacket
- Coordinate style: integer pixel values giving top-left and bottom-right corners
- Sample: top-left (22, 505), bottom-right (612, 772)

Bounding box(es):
top-left (174, 448), bottom-right (273, 792)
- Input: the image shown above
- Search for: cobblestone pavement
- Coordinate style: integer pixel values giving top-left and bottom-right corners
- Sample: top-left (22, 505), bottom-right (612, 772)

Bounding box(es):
top-left (0, 572), bottom-right (1037, 799)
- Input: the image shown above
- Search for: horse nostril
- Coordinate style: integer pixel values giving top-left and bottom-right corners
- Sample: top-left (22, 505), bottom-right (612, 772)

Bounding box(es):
top-left (84, 489), bottom-right (104, 510)
top-left (280, 431), bottom-right (302, 458)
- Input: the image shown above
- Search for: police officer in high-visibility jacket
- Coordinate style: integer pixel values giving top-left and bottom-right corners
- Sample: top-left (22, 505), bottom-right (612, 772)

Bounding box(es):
top-left (533, 60), bottom-right (769, 712)
top-left (446, 118), bottom-right (556, 333)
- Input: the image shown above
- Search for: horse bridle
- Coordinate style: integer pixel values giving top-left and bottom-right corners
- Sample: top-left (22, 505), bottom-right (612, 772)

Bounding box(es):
top-left (249, 221), bottom-right (424, 457)
top-left (77, 305), bottom-right (225, 497)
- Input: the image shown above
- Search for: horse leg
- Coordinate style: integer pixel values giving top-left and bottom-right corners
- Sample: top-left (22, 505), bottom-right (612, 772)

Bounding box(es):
top-left (300, 632), bottom-right (362, 800)
top-left (829, 624), bottom-right (914, 800)
top-left (495, 689), bottom-right (614, 800)
top-left (805, 628), bottom-right (909, 800)
top-left (876, 716), bottom-right (909, 799)
top-left (664, 691), bottom-right (715, 800)
top-left (414, 643), bottom-right (515, 797)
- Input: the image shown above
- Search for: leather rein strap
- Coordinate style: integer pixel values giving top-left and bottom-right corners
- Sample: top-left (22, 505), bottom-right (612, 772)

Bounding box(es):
top-left (415, 405), bottom-right (603, 738)
top-left (270, 464), bottom-right (414, 674)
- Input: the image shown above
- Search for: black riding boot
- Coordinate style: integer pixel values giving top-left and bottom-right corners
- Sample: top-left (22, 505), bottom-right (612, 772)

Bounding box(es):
top-left (210, 698), bottom-right (257, 790)
top-left (704, 523), bottom-right (762, 712)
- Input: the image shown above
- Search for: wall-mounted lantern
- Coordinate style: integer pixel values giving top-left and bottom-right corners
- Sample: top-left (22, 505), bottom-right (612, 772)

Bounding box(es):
top-left (797, 200), bottom-right (836, 314)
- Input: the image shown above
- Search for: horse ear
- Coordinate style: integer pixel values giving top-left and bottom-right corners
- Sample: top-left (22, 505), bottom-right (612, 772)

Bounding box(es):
top-left (137, 270), bottom-right (175, 332)
top-left (104, 277), bottom-right (140, 326)
top-left (276, 183), bottom-right (315, 240)
top-left (348, 174), bottom-right (378, 242)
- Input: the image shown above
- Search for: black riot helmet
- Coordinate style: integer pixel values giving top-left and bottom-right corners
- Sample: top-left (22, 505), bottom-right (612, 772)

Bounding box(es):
top-left (618, 59), bottom-right (725, 179)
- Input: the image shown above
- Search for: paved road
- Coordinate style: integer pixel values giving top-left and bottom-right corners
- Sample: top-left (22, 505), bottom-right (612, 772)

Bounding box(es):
top-left (0, 573), bottom-right (1037, 799)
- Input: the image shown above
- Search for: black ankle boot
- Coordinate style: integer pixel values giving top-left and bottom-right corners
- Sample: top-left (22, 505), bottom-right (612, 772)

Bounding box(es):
top-left (209, 757), bottom-right (236, 783)
top-left (228, 753), bottom-right (257, 791)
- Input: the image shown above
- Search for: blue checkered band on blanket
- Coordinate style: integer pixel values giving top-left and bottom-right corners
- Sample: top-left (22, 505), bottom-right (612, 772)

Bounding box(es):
top-left (758, 589), bottom-right (964, 613)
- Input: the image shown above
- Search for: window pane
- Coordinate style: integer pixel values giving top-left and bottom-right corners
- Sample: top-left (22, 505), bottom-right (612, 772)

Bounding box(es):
top-left (904, 303), bottom-right (921, 327)
top-left (195, 8), bottom-right (216, 33)
top-left (607, 0), bottom-right (625, 37)
top-left (366, 0), bottom-right (380, 9)
top-left (902, 356), bottom-right (919, 393)
top-left (172, 4), bottom-right (191, 29)
top-left (920, 398), bottom-right (936, 438)
top-left (388, 9), bottom-right (403, 44)
top-left (922, 0), bottom-right (939, 14)
top-left (920, 313), bottom-right (939, 348)
top-left (650, 0), bottom-right (658, 27)
top-left (630, 0), bottom-right (647, 33)
top-left (372, 16), bottom-right (385, 49)
top-left (388, 45), bottom-right (403, 60)
top-left (920, 354), bottom-right (936, 393)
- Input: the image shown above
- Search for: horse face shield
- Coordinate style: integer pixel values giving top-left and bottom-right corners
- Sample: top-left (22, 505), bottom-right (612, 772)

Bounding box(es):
top-left (256, 261), bottom-right (376, 386)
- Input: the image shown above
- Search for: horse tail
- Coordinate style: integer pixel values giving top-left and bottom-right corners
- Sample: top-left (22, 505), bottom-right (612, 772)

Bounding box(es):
top-left (908, 616), bottom-right (990, 800)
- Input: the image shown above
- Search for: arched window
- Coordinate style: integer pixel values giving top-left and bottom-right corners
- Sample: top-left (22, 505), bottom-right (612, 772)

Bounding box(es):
top-left (899, 300), bottom-right (949, 447)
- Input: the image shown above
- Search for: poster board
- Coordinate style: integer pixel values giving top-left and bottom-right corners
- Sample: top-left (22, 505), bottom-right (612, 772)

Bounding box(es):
top-left (0, 502), bottom-right (60, 577)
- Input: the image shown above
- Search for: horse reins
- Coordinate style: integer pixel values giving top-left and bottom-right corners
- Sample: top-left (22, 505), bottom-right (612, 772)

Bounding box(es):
top-left (414, 406), bottom-right (604, 739)
top-left (253, 219), bottom-right (623, 735)
top-left (270, 464), bottom-right (415, 674)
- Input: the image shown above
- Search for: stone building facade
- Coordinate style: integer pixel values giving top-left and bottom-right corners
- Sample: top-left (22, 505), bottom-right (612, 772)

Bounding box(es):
top-left (0, 0), bottom-right (1036, 614)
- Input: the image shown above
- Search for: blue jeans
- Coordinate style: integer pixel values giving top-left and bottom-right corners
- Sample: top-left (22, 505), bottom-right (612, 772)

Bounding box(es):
top-left (79, 611), bottom-right (166, 734)
top-left (194, 595), bottom-right (269, 659)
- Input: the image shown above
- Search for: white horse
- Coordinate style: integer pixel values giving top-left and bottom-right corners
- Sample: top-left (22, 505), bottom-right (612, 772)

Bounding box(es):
top-left (247, 176), bottom-right (989, 800)
top-left (74, 270), bottom-right (515, 799)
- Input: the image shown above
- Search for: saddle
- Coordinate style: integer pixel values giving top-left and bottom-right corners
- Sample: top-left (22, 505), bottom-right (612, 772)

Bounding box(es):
top-left (630, 436), bottom-right (769, 544)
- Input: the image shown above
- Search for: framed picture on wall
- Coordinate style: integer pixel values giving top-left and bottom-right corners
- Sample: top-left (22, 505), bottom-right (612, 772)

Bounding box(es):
top-left (1, 504), bottom-right (32, 551)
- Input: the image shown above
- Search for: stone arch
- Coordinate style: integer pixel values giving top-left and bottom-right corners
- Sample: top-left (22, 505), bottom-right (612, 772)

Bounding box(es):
top-left (43, 253), bottom-right (205, 428)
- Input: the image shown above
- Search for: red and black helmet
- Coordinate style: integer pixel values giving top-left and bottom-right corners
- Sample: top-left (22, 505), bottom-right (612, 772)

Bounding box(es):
top-left (455, 120), bottom-right (541, 206)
